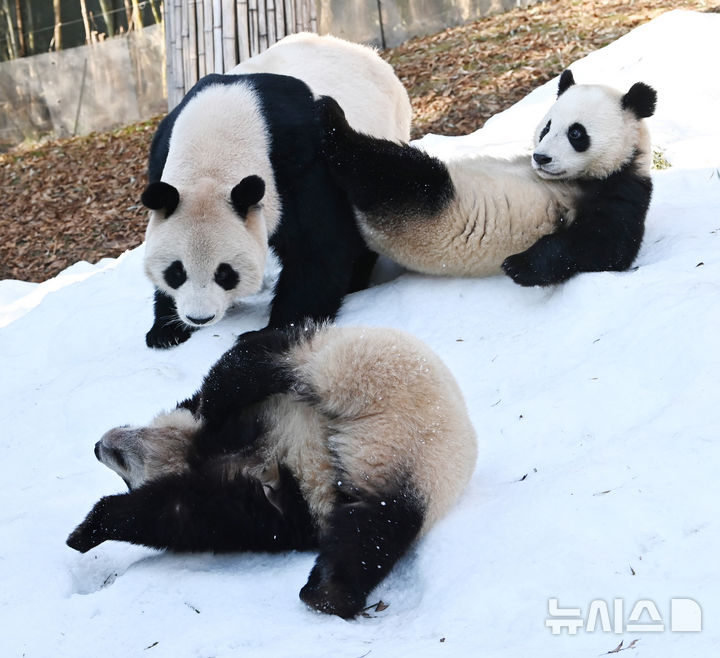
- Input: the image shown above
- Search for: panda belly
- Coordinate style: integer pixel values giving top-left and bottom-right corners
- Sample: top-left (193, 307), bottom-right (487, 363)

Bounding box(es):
top-left (357, 157), bottom-right (578, 278)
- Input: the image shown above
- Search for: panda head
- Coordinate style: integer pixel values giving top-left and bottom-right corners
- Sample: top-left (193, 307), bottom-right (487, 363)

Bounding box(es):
top-left (95, 409), bottom-right (199, 489)
top-left (532, 69), bottom-right (657, 180)
top-left (142, 174), bottom-right (268, 328)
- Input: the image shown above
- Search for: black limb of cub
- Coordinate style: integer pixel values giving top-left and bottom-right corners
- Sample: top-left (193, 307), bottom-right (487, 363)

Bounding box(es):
top-left (300, 486), bottom-right (424, 619)
top-left (317, 95), bottom-right (454, 219)
top-left (145, 289), bottom-right (195, 348)
top-left (502, 162), bottom-right (651, 286)
top-left (66, 466), bottom-right (317, 555)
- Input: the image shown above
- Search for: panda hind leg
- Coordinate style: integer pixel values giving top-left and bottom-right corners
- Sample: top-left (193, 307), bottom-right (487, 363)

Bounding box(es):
top-left (299, 486), bottom-right (424, 618)
top-left (66, 467), bottom-right (317, 554)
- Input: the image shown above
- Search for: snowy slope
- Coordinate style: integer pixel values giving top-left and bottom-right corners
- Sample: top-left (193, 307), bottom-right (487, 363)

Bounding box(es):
top-left (1, 10), bottom-right (719, 657)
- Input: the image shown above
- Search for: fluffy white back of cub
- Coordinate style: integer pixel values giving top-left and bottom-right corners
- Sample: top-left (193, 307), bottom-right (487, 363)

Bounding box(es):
top-left (230, 32), bottom-right (412, 142)
top-left (144, 83), bottom-right (280, 325)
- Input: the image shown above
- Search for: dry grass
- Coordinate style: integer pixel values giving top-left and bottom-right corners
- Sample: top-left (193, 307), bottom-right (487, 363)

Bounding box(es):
top-left (1, 0), bottom-right (717, 282)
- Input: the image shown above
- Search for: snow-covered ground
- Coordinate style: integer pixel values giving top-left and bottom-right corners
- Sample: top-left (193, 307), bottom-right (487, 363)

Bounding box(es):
top-left (1, 10), bottom-right (718, 657)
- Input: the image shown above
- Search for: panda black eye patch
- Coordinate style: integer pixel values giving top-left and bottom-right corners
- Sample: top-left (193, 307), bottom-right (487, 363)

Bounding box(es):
top-left (567, 123), bottom-right (590, 152)
top-left (214, 263), bottom-right (240, 290)
top-left (163, 260), bottom-right (187, 289)
top-left (539, 120), bottom-right (551, 141)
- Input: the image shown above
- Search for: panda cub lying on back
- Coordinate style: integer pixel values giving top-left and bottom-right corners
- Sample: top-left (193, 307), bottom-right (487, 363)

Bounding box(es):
top-left (320, 69), bottom-right (657, 286)
top-left (67, 324), bottom-right (477, 618)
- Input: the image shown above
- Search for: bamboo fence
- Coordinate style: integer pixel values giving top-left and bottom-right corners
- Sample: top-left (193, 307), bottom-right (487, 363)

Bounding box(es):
top-left (164, 0), bottom-right (317, 108)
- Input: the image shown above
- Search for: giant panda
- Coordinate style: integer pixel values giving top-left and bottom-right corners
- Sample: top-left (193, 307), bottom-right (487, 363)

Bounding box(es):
top-left (143, 33), bottom-right (412, 348)
top-left (319, 69), bottom-right (657, 286)
top-left (66, 323), bottom-right (477, 619)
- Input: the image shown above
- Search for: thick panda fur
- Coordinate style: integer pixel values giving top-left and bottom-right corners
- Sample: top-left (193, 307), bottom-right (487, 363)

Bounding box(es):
top-left (320, 69), bottom-right (657, 286)
top-left (66, 324), bottom-right (477, 619)
top-left (143, 34), bottom-right (411, 348)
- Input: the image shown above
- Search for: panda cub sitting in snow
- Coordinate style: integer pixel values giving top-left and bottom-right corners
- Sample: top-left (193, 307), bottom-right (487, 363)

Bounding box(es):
top-left (142, 33), bottom-right (411, 348)
top-left (320, 69), bottom-right (657, 286)
top-left (67, 324), bottom-right (477, 619)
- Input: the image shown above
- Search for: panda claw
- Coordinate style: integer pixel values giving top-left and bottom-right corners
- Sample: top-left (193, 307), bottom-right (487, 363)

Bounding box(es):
top-left (145, 323), bottom-right (194, 349)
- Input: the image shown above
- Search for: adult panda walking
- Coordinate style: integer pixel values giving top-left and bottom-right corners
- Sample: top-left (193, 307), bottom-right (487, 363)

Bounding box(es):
top-left (142, 34), bottom-right (411, 348)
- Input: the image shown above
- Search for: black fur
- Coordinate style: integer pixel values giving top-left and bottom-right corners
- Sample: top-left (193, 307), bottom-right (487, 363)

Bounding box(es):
top-left (144, 74), bottom-right (375, 348)
top-left (213, 263), bottom-right (239, 291)
top-left (502, 155), bottom-right (651, 285)
top-left (145, 289), bottom-right (195, 348)
top-left (557, 69), bottom-right (576, 96)
top-left (68, 323), bottom-right (429, 618)
top-left (141, 181), bottom-right (179, 217)
top-left (230, 175), bottom-right (265, 218)
top-left (66, 465), bottom-right (317, 554)
top-left (622, 82), bottom-right (657, 119)
top-left (300, 484), bottom-right (423, 618)
top-left (163, 260), bottom-right (187, 289)
top-left (319, 95), bottom-right (455, 224)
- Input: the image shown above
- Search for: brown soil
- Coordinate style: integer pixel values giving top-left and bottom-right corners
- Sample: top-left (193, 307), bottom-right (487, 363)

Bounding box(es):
top-left (1, 0), bottom-right (716, 283)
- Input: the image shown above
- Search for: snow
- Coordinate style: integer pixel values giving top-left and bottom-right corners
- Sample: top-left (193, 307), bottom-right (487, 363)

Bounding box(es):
top-left (1, 10), bottom-right (719, 657)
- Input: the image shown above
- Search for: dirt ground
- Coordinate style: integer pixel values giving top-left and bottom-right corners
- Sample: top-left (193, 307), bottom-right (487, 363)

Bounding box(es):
top-left (1, 0), bottom-right (717, 282)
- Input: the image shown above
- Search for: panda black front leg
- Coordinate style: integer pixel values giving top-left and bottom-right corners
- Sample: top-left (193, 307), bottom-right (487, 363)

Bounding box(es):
top-left (502, 231), bottom-right (579, 286)
top-left (146, 289), bottom-right (196, 348)
top-left (299, 487), bottom-right (424, 618)
top-left (67, 469), bottom-right (317, 554)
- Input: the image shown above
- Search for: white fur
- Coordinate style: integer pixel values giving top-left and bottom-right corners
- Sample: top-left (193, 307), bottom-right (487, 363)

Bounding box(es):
top-left (144, 84), bottom-right (275, 326)
top-left (231, 33), bottom-right (412, 142)
top-left (532, 84), bottom-right (652, 180)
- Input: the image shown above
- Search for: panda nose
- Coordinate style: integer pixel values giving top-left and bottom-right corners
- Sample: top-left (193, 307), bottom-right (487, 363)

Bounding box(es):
top-left (533, 153), bottom-right (552, 165)
top-left (94, 441), bottom-right (102, 461)
top-left (186, 314), bottom-right (216, 325)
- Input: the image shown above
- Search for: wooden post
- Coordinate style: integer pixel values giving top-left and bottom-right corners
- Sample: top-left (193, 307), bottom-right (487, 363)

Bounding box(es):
top-left (79, 0), bottom-right (93, 45)
top-left (187, 0), bottom-right (198, 86)
top-left (237, 0), bottom-right (250, 61)
top-left (212, 0), bottom-right (223, 72)
top-left (203, 0), bottom-right (214, 76)
top-left (52, 0), bottom-right (62, 50)
top-left (196, 0), bottom-right (206, 77)
top-left (222, 0), bottom-right (237, 70)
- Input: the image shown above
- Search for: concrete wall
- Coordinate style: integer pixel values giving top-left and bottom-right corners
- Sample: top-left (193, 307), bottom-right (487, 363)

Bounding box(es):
top-left (0, 25), bottom-right (165, 151)
top-left (318, 0), bottom-right (538, 48)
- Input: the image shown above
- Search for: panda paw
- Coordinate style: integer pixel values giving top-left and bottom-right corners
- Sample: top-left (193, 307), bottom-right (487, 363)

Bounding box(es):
top-left (66, 503), bottom-right (108, 553)
top-left (145, 322), bottom-right (194, 349)
top-left (299, 575), bottom-right (365, 619)
top-left (502, 240), bottom-right (577, 287)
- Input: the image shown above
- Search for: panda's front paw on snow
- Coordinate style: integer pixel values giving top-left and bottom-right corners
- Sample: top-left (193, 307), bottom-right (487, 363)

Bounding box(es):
top-left (145, 322), bottom-right (194, 349)
top-left (502, 237), bottom-right (577, 287)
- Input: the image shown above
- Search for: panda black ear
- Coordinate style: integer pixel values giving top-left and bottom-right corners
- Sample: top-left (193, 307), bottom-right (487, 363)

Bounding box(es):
top-left (141, 182), bottom-right (179, 218)
top-left (557, 69), bottom-right (575, 97)
top-left (231, 175), bottom-right (265, 219)
top-left (622, 82), bottom-right (657, 119)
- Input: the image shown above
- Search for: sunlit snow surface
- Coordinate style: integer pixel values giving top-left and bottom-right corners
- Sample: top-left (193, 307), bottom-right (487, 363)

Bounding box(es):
top-left (1, 11), bottom-right (718, 657)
